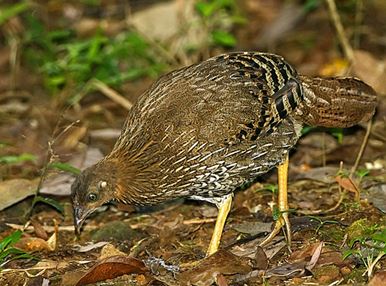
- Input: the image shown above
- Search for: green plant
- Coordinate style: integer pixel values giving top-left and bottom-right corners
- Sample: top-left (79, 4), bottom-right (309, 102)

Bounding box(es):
top-left (195, 0), bottom-right (245, 48)
top-left (343, 222), bottom-right (386, 279)
top-left (0, 230), bottom-right (33, 269)
top-left (0, 1), bottom-right (30, 26)
top-left (259, 184), bottom-right (278, 194)
top-left (21, 14), bottom-right (165, 95)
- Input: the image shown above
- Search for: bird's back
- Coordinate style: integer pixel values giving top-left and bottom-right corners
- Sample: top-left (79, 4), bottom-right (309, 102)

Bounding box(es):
top-left (106, 52), bottom-right (376, 205)
top-left (109, 52), bottom-right (305, 204)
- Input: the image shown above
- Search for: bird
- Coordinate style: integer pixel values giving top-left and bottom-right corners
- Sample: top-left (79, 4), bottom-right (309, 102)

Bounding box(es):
top-left (71, 51), bottom-right (377, 256)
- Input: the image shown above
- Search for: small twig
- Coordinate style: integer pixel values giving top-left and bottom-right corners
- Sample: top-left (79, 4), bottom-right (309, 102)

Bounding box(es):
top-left (366, 251), bottom-right (385, 279)
top-left (182, 218), bottom-right (217, 225)
top-left (350, 120), bottom-right (373, 178)
top-left (353, 0), bottom-right (364, 49)
top-left (6, 223), bottom-right (97, 232)
top-left (325, 0), bottom-right (354, 61)
top-left (28, 119), bottom-right (80, 218)
top-left (90, 78), bottom-right (133, 110)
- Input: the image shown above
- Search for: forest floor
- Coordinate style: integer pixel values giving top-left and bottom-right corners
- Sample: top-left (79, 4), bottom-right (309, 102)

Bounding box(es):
top-left (0, 0), bottom-right (385, 285)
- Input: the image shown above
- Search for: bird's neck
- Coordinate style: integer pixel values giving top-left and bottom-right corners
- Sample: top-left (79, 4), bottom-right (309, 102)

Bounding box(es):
top-left (105, 143), bottom-right (161, 205)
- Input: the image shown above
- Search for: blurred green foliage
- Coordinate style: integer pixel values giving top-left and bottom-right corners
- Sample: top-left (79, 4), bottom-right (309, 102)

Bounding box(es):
top-left (0, 153), bottom-right (36, 165)
top-left (22, 14), bottom-right (165, 93)
top-left (0, 1), bottom-right (29, 25)
top-left (0, 0), bottom-right (243, 97)
top-left (195, 0), bottom-right (244, 48)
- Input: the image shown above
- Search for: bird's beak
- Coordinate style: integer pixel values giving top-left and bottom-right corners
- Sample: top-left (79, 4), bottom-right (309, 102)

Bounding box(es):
top-left (73, 206), bottom-right (92, 235)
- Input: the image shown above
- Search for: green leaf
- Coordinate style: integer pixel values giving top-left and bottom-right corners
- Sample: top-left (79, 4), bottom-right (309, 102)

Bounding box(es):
top-left (211, 30), bottom-right (237, 47)
top-left (301, 126), bottom-right (315, 135)
top-left (356, 168), bottom-right (369, 179)
top-left (0, 230), bottom-right (22, 252)
top-left (261, 184), bottom-right (278, 194)
top-left (49, 162), bottom-right (80, 175)
top-left (342, 249), bottom-right (357, 260)
top-left (32, 196), bottom-right (64, 214)
top-left (303, 0), bottom-right (321, 12)
top-left (329, 128), bottom-right (344, 144)
top-left (195, 2), bottom-right (217, 17)
top-left (372, 229), bottom-right (386, 244)
top-left (0, 2), bottom-right (30, 26)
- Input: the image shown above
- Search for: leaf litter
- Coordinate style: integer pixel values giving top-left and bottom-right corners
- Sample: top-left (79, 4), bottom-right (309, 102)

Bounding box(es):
top-left (1, 1), bottom-right (386, 285)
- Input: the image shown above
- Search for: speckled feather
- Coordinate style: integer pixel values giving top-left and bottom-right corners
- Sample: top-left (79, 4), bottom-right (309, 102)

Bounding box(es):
top-left (72, 52), bottom-right (377, 208)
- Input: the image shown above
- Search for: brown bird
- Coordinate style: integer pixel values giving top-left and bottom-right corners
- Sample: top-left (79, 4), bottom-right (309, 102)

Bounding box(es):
top-left (71, 52), bottom-right (377, 255)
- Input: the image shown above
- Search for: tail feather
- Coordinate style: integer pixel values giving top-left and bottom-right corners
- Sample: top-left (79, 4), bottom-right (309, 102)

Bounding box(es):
top-left (296, 75), bottom-right (377, 128)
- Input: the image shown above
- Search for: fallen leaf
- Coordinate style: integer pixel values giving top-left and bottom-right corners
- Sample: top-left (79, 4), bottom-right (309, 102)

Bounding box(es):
top-left (232, 221), bottom-right (272, 236)
top-left (177, 250), bottom-right (251, 286)
top-left (76, 255), bottom-right (148, 286)
top-left (99, 243), bottom-right (127, 259)
top-left (305, 242), bottom-right (323, 271)
top-left (368, 270), bottom-right (386, 286)
top-left (16, 223), bottom-right (57, 252)
top-left (31, 219), bottom-right (48, 240)
top-left (364, 184), bottom-right (386, 213)
top-left (74, 241), bottom-right (109, 253)
top-left (335, 176), bottom-right (360, 200)
top-left (229, 239), bottom-right (268, 269)
top-left (0, 178), bottom-right (39, 211)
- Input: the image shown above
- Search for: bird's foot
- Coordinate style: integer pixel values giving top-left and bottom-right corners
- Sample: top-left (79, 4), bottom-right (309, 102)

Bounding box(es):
top-left (259, 211), bottom-right (291, 249)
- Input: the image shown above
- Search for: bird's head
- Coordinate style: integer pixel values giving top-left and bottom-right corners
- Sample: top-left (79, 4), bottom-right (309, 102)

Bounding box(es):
top-left (71, 160), bottom-right (118, 234)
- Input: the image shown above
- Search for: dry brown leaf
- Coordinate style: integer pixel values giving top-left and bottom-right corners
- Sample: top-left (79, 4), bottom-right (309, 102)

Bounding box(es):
top-left (31, 219), bottom-right (48, 240)
top-left (15, 222), bottom-right (58, 252)
top-left (335, 176), bottom-right (360, 200)
top-left (99, 243), bottom-right (127, 259)
top-left (75, 255), bottom-right (148, 286)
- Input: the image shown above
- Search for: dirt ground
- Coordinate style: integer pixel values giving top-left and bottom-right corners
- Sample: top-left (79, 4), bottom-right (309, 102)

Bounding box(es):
top-left (0, 1), bottom-right (385, 285)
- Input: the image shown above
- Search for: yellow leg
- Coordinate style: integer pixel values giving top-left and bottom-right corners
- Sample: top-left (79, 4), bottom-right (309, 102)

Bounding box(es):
top-left (260, 154), bottom-right (291, 247)
top-left (206, 194), bottom-right (233, 256)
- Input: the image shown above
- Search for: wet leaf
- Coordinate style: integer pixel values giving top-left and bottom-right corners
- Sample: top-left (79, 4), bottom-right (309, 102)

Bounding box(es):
top-left (76, 255), bottom-right (148, 286)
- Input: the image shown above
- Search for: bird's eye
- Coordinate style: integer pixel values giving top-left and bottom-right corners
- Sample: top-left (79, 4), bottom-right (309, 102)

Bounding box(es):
top-left (88, 193), bottom-right (98, 202)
